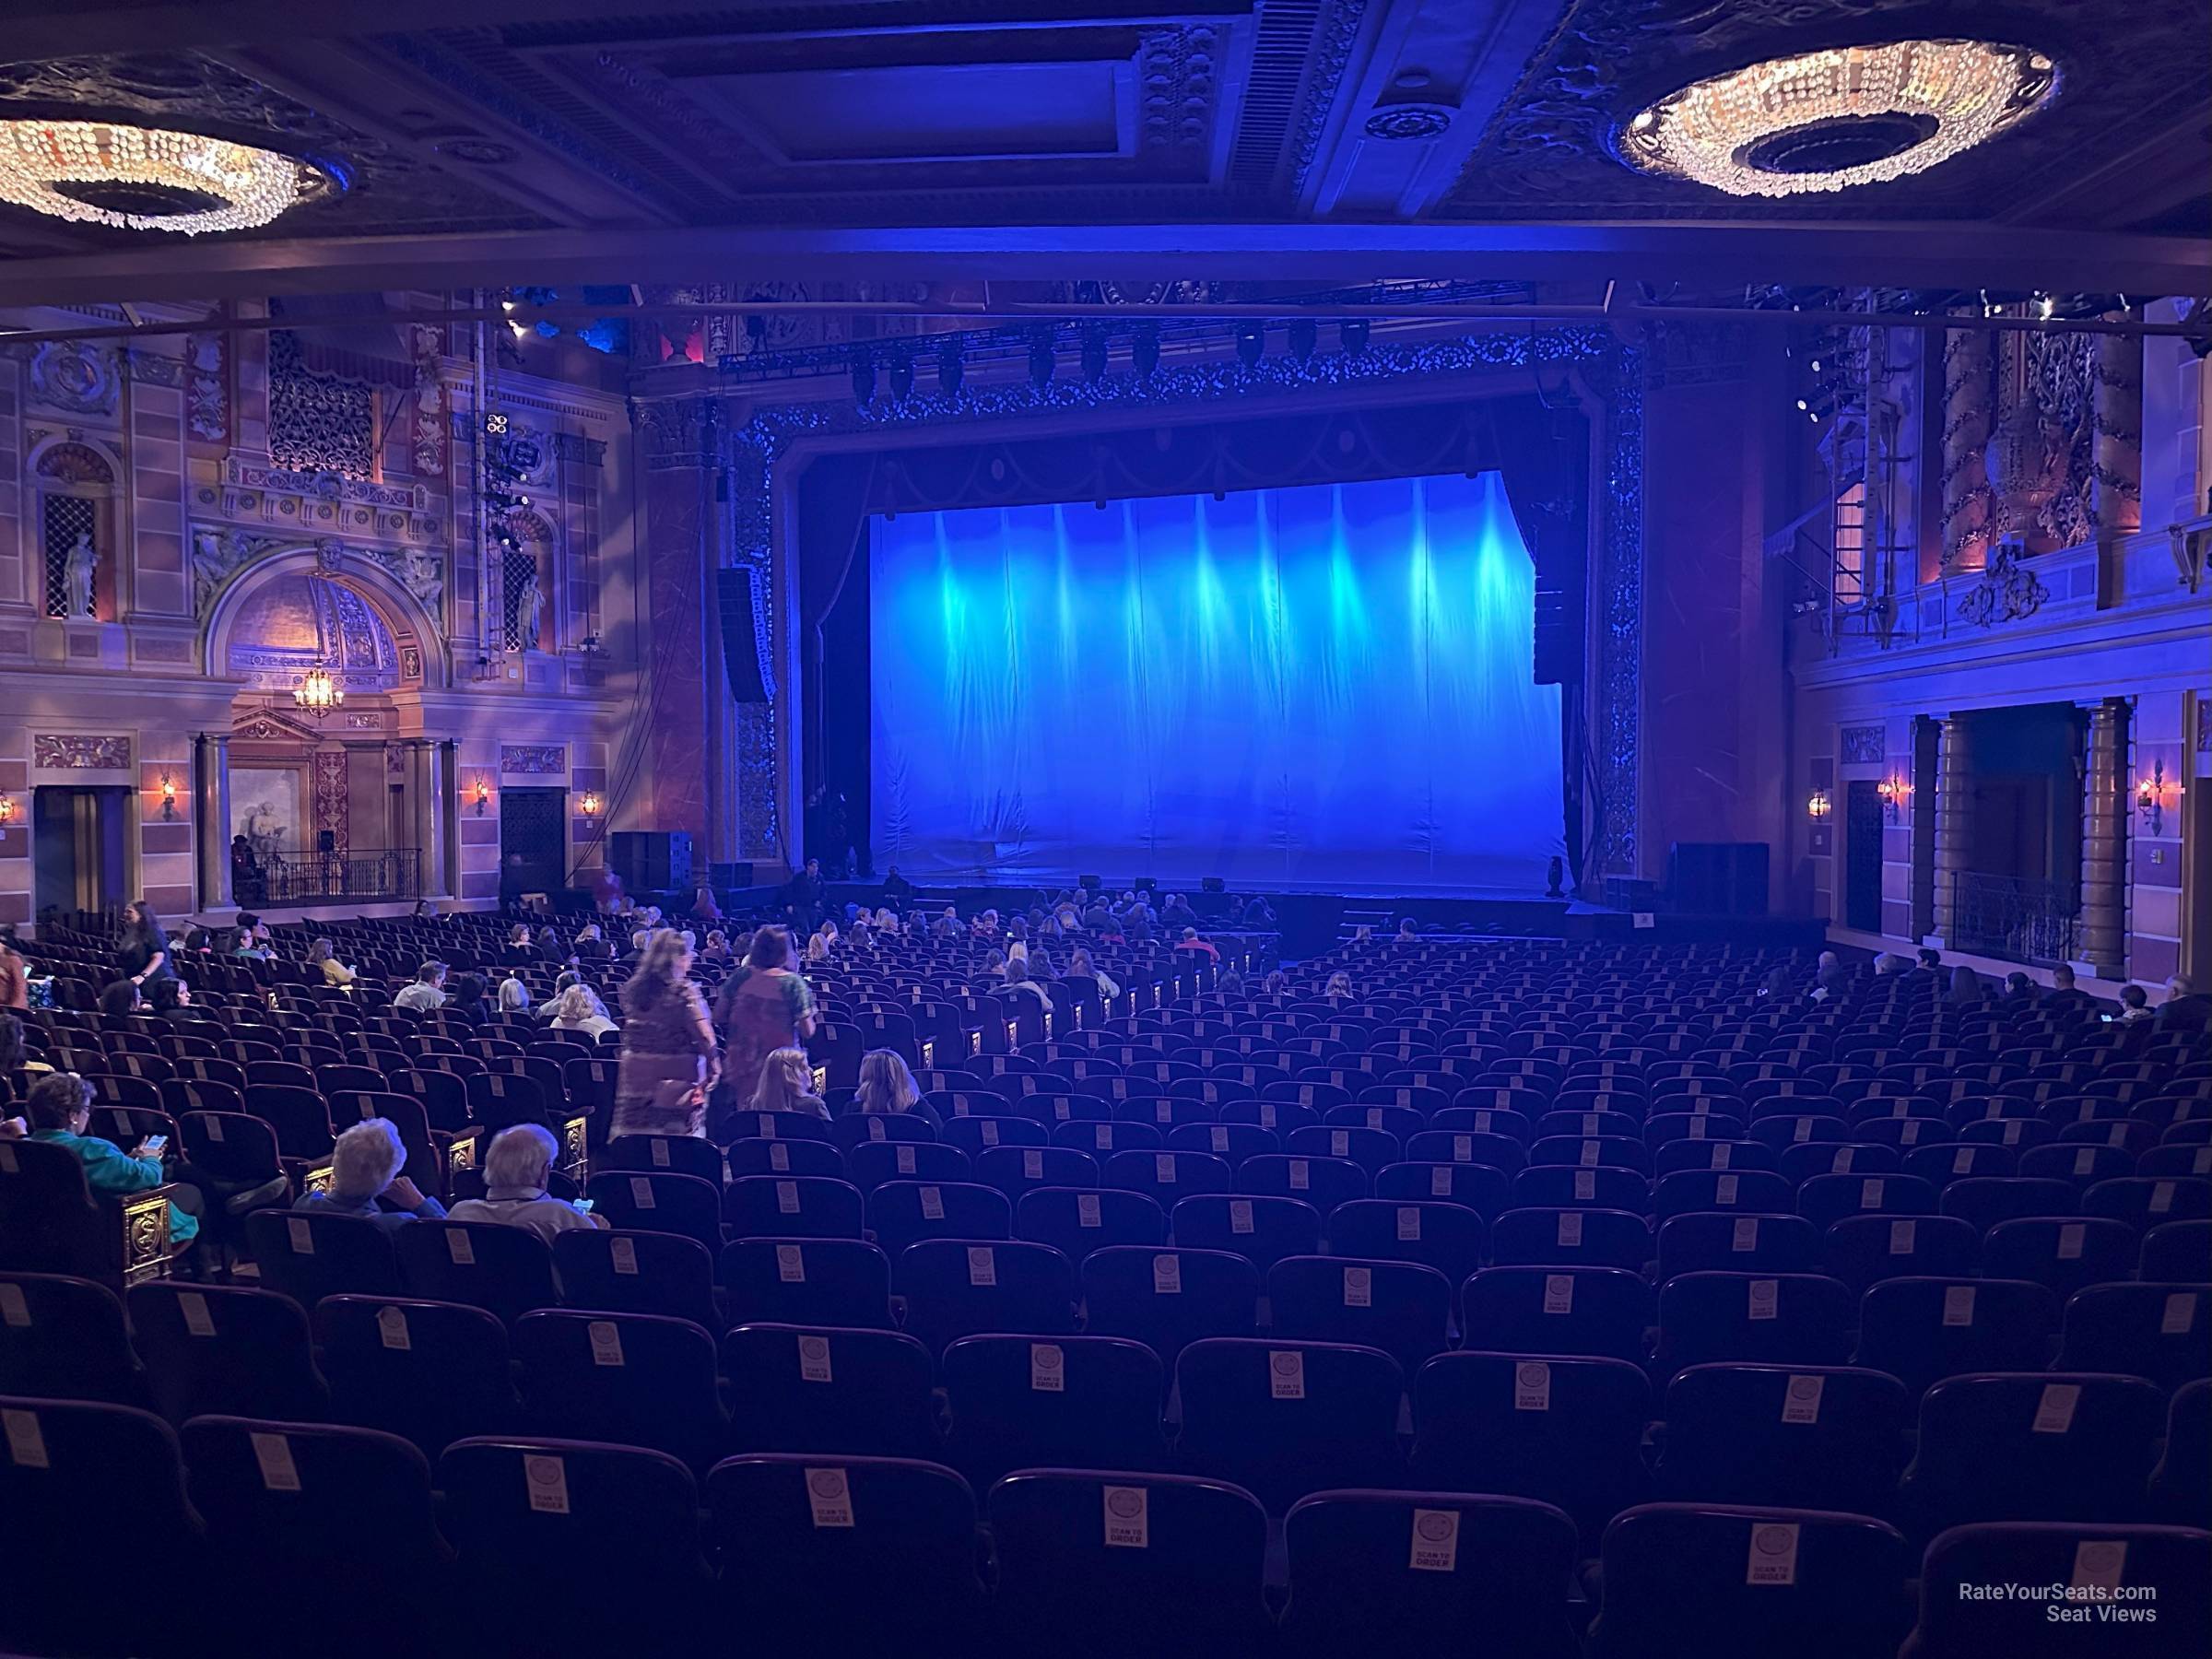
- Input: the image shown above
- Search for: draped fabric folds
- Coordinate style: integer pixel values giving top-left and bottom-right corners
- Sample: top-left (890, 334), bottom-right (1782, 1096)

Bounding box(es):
top-left (866, 473), bottom-right (1565, 890)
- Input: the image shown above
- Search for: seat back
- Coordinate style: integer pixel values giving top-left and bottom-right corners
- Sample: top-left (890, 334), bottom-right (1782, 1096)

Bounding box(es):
top-left (312, 1294), bottom-right (517, 1461)
top-left (844, 1138), bottom-right (970, 1192)
top-left (2056, 1283), bottom-right (2212, 1392)
top-left (1168, 1193), bottom-right (1322, 1272)
top-left (724, 1175), bottom-right (865, 1241)
top-left (243, 1210), bottom-right (402, 1307)
top-left (1080, 1245), bottom-right (1259, 1364)
top-left (1855, 1277), bottom-right (2060, 1397)
top-left (1175, 1335), bottom-right (1404, 1512)
top-left (1013, 1185), bottom-right (1165, 1265)
top-left (1460, 1266), bottom-right (1652, 1362)
top-left (1819, 1214), bottom-right (1980, 1293)
top-left (865, 1180), bottom-right (1011, 1258)
top-left (1979, 1217), bottom-right (2138, 1300)
top-left (1324, 1198), bottom-right (1488, 1283)
top-left (719, 1323), bottom-right (938, 1460)
top-left (1903, 1372), bottom-right (2166, 1536)
top-left (0, 1271), bottom-right (148, 1407)
top-left (717, 1238), bottom-right (894, 1329)
top-left (512, 1310), bottom-right (724, 1469)
top-left (1653, 1363), bottom-right (1909, 1516)
top-left (1654, 1272), bottom-right (1854, 1378)
top-left (551, 1229), bottom-right (719, 1325)
top-left (392, 1220), bottom-right (559, 1324)
top-left (585, 1170), bottom-right (723, 1252)
top-left (599, 1134), bottom-right (726, 1183)
top-left (893, 1238), bottom-right (1076, 1357)
top-left (1654, 1213), bottom-right (1819, 1279)
top-left (1489, 1206), bottom-right (1651, 1273)
top-left (1267, 1254), bottom-right (1453, 1373)
top-left (941, 1333), bottom-right (1165, 1487)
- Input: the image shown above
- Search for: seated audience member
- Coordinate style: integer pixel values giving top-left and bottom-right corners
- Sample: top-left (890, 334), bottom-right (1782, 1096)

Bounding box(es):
top-left (1241, 893), bottom-right (1277, 927)
top-left (2116, 983), bottom-right (2154, 1023)
top-left (0, 932), bottom-right (27, 1010)
top-left (446, 1124), bottom-right (605, 1244)
top-left (497, 977), bottom-right (532, 1014)
top-left (930, 907), bottom-right (959, 940)
top-left (1159, 892), bottom-right (1198, 930)
top-left (1946, 964), bottom-right (1985, 1005)
top-left (1121, 903), bottom-right (1152, 944)
top-left (444, 973), bottom-right (491, 1025)
top-left (750, 1046), bottom-right (828, 1119)
top-left (1080, 892), bottom-right (1116, 933)
top-left (1004, 958), bottom-right (1052, 1010)
top-left (1053, 892), bottom-right (1085, 930)
top-left (1324, 971), bottom-right (1355, 1002)
top-left (1397, 917), bottom-right (1422, 941)
top-left (879, 865), bottom-right (913, 904)
top-left (853, 1049), bottom-right (941, 1128)
top-left (1218, 964), bottom-right (1245, 997)
top-left (294, 1118), bottom-right (445, 1232)
top-left (691, 885), bottom-right (724, 924)
top-left (27, 1071), bottom-right (201, 1253)
top-left (99, 978), bottom-right (142, 1018)
top-left (805, 930), bottom-right (832, 964)
top-left (503, 924), bottom-right (537, 965)
top-left (410, 899), bottom-right (440, 924)
top-left (873, 908), bottom-right (900, 934)
top-left (700, 929), bottom-right (732, 961)
top-left (1174, 926), bottom-right (1220, 962)
top-left (233, 918), bottom-right (275, 960)
top-left (2159, 974), bottom-right (2210, 1030)
top-left (143, 976), bottom-right (214, 1030)
top-left (1759, 963), bottom-right (1794, 1000)
top-left (1902, 947), bottom-right (1943, 988)
top-left (537, 971), bottom-right (583, 1018)
top-left (394, 961), bottom-right (449, 1012)
top-left (549, 983), bottom-right (618, 1039)
top-left (574, 923), bottom-right (612, 961)
top-left (2044, 963), bottom-right (2097, 1015)
top-left (1066, 948), bottom-right (1119, 1005)
top-left (308, 937), bottom-right (357, 986)
top-left (1873, 952), bottom-right (1903, 976)
top-left (1814, 949), bottom-right (1851, 1000)
top-left (535, 926), bottom-right (567, 962)
top-left (1027, 948), bottom-right (1056, 982)
top-left (979, 948), bottom-right (1009, 982)
top-left (2001, 971), bottom-right (2039, 1007)
top-left (1261, 969), bottom-right (1290, 999)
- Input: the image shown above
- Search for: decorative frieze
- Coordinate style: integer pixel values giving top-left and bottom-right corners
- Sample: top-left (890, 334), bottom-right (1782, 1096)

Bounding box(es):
top-left (1841, 724), bottom-right (1887, 765)
top-left (500, 744), bottom-right (566, 775)
top-left (33, 735), bottom-right (130, 770)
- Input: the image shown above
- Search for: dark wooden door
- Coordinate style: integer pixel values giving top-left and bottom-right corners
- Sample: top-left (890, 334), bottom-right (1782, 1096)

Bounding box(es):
top-left (499, 787), bottom-right (567, 900)
top-left (1845, 779), bottom-right (1883, 934)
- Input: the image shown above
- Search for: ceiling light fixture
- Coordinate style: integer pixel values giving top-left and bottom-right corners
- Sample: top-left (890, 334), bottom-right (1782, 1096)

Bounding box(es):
top-left (1618, 40), bottom-right (2056, 196)
top-left (0, 118), bottom-right (329, 234)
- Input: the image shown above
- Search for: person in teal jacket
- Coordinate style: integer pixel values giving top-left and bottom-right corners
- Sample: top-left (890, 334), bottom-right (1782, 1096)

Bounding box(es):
top-left (24, 1071), bottom-right (200, 1248)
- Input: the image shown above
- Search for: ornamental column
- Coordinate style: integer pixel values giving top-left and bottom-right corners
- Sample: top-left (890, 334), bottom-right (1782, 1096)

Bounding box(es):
top-left (1940, 323), bottom-right (1994, 576)
top-left (2078, 698), bottom-right (2129, 979)
top-left (194, 731), bottom-right (233, 913)
top-left (406, 738), bottom-right (453, 900)
top-left (2091, 322), bottom-right (2144, 601)
top-left (1931, 715), bottom-right (1973, 945)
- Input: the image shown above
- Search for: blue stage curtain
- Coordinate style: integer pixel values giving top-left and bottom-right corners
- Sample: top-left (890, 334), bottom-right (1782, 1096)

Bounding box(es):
top-left (869, 471), bottom-right (1564, 891)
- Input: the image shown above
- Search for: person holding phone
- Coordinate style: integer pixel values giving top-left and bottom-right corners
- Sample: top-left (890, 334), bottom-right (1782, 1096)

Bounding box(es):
top-left (445, 1124), bottom-right (605, 1247)
top-left (23, 1071), bottom-right (201, 1255)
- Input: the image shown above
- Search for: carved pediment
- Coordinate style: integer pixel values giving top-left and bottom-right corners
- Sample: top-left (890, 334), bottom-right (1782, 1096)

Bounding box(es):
top-left (231, 708), bottom-right (327, 745)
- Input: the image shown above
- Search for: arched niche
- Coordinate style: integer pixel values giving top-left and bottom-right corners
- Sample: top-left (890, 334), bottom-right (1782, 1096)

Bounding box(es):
top-left (29, 434), bottom-right (123, 621)
top-left (203, 543), bottom-right (447, 690)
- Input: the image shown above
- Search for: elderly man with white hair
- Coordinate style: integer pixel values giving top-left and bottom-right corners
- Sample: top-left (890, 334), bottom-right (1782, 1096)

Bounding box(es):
top-left (292, 1117), bottom-right (445, 1231)
top-left (447, 1124), bottom-right (606, 1246)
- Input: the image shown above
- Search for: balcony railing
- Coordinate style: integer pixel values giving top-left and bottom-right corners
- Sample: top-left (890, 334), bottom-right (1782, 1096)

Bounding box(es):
top-left (253, 848), bottom-right (420, 906)
top-left (1947, 872), bottom-right (2080, 968)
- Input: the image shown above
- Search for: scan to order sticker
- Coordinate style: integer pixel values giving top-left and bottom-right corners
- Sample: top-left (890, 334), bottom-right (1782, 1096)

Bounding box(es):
top-left (1732, 1218), bottom-right (1760, 1253)
top-left (1888, 1219), bottom-right (1917, 1255)
top-left (1102, 1485), bottom-right (1149, 1548)
top-left (1343, 1265), bottom-right (1372, 1308)
top-left (2055, 1223), bottom-right (2086, 1261)
top-left (1747, 1522), bottom-right (1800, 1585)
top-left (524, 1453), bottom-right (571, 1514)
top-left (777, 1181), bottom-right (801, 1215)
top-left (1514, 1359), bottom-right (1552, 1412)
top-left (1714, 1173), bottom-right (1740, 1206)
top-left (1396, 1206), bottom-right (1422, 1241)
top-left (0, 1282), bottom-right (29, 1328)
top-left (1230, 1199), bottom-right (1254, 1234)
top-left (1781, 1374), bottom-right (1825, 1424)
top-left (1077, 1193), bottom-right (1102, 1229)
top-left (1269, 1349), bottom-right (1306, 1400)
top-left (1543, 1274), bottom-right (1575, 1315)
top-left (1409, 1509), bottom-right (1461, 1572)
top-left (1859, 1178), bottom-right (1886, 1209)
top-left (776, 1243), bottom-right (806, 1283)
top-left (981, 1121), bottom-right (1001, 1147)
top-left (1095, 1125), bottom-right (1114, 1151)
top-left (587, 1321), bottom-right (625, 1367)
top-left (251, 1431), bottom-right (301, 1493)
top-left (1156, 1154), bottom-right (1177, 1185)
top-left (287, 1217), bottom-right (316, 1255)
top-left (799, 1335), bottom-right (833, 1384)
top-left (630, 1177), bottom-right (656, 1210)
top-left (806, 1467), bottom-right (855, 1529)
top-left (1153, 1254), bottom-right (1183, 1296)
top-left (178, 1290), bottom-right (216, 1337)
top-left (2072, 1540), bottom-right (2128, 1593)
top-left (896, 1146), bottom-right (916, 1176)
top-left (2161, 1293), bottom-right (2198, 1335)
top-left (967, 1245), bottom-right (997, 1288)
top-left (1556, 1211), bottom-right (1584, 1248)
top-left (919, 1186), bottom-right (945, 1220)
top-left (768, 1141), bottom-right (791, 1171)
top-left (376, 1304), bottom-right (412, 1351)
top-left (1289, 1160), bottom-right (1310, 1191)
top-left (1024, 1150), bottom-right (1044, 1180)
top-left (2033, 1382), bottom-right (2080, 1434)
top-left (1453, 1135), bottom-right (1475, 1160)
top-left (1747, 1278), bottom-right (1780, 1322)
top-left (4, 1407), bottom-right (49, 1469)
top-left (1030, 1342), bottom-right (1065, 1393)
top-left (1941, 1285), bottom-right (1976, 1327)
top-left (1573, 1171), bottom-right (1596, 1201)
top-left (1430, 1167), bottom-right (1453, 1196)
top-left (1710, 1143), bottom-right (1732, 1170)
top-left (1210, 1126), bottom-right (1230, 1155)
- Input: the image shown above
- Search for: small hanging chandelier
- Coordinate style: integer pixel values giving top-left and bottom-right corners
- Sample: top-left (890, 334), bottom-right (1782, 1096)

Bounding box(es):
top-left (294, 660), bottom-right (344, 718)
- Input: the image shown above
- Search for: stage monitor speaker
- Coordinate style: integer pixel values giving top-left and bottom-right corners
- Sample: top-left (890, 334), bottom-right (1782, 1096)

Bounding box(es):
top-left (1668, 841), bottom-right (1769, 917)
top-left (1134, 877), bottom-right (1158, 892)
top-left (710, 862), bottom-right (754, 888)
top-left (612, 830), bottom-right (693, 893)
top-left (1079, 873), bottom-right (1101, 891)
top-left (714, 568), bottom-right (775, 704)
top-left (1201, 876), bottom-right (1225, 893)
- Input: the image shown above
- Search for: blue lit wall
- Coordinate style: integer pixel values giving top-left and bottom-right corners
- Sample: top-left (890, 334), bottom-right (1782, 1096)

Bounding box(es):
top-left (868, 471), bottom-right (1564, 890)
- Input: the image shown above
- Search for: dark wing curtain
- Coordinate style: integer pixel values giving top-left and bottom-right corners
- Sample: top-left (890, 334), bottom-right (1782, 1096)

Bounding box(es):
top-left (794, 394), bottom-right (1594, 886)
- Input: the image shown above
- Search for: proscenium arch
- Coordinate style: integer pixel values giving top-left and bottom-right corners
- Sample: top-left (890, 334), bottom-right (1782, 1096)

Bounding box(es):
top-left (202, 544), bottom-right (449, 689)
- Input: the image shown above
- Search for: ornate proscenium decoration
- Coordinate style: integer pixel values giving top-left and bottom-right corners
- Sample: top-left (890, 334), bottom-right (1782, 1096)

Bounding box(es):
top-left (1618, 41), bottom-right (2056, 196)
top-left (1877, 774), bottom-right (1907, 825)
top-left (1956, 536), bottom-right (2051, 628)
top-left (0, 119), bottom-right (335, 234)
top-left (292, 660), bottom-right (344, 720)
top-left (1806, 790), bottom-right (1832, 821)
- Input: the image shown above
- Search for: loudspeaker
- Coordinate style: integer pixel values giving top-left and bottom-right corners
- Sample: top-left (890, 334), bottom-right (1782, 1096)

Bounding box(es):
top-left (315, 829), bottom-right (336, 854)
top-left (1201, 876), bottom-right (1225, 893)
top-left (710, 862), bottom-right (754, 888)
top-left (714, 568), bottom-right (775, 704)
top-left (1667, 841), bottom-right (1769, 917)
top-left (611, 830), bottom-right (693, 892)
top-left (1079, 874), bottom-right (1101, 891)
top-left (1134, 877), bottom-right (1158, 893)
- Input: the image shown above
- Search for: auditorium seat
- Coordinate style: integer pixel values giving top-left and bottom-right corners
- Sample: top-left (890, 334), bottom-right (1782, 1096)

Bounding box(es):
top-left (1854, 1277), bottom-right (2060, 1396)
top-left (1169, 1192), bottom-right (1323, 1272)
top-left (1489, 1206), bottom-right (1651, 1272)
top-left (439, 1437), bottom-right (713, 1653)
top-left (1655, 1212), bottom-right (1819, 1279)
top-left (1267, 1254), bottom-right (1453, 1372)
top-left (1236, 1152), bottom-right (1369, 1213)
top-left (1053, 1117), bottom-right (1162, 1155)
top-left (0, 1270), bottom-right (152, 1408)
top-left (552, 1228), bottom-right (720, 1325)
top-left (2056, 1283), bottom-right (2212, 1391)
top-left (940, 1332), bottom-right (1165, 1486)
top-left (1654, 1364), bottom-right (1908, 1517)
top-left (1376, 1159), bottom-right (1512, 1217)
top-left (718, 1237), bottom-right (894, 1329)
top-left (1015, 1184), bottom-right (1167, 1265)
top-left (989, 1468), bottom-right (1272, 1659)
top-left (867, 1179), bottom-right (1012, 1257)
top-left (1904, 1523), bottom-right (2211, 1657)
top-left (1778, 1140), bottom-right (1900, 1184)
top-left (1102, 1147), bottom-right (1232, 1206)
top-left (719, 1323), bottom-right (939, 1459)
top-left (599, 1133), bottom-right (728, 1183)
top-left (1409, 1350), bottom-right (1653, 1549)
top-left (1590, 1503), bottom-right (1912, 1659)
top-left (2148, 1379), bottom-right (2211, 1524)
top-left (1819, 1214), bottom-right (1979, 1293)
top-left (724, 1135), bottom-right (847, 1180)
top-left (1460, 1266), bottom-right (1652, 1362)
top-left (1796, 1171), bottom-right (1940, 1231)
top-left (894, 1238), bottom-right (1076, 1356)
top-left (1654, 1272), bottom-right (1855, 1378)
top-left (2142, 1218), bottom-right (2212, 1281)
top-left (1979, 1216), bottom-right (2139, 1300)
top-left (1514, 1165), bottom-right (1650, 1213)
top-left (1937, 1175), bottom-right (2081, 1233)
top-left (941, 1112), bottom-right (1047, 1157)
top-left (313, 1294), bottom-right (518, 1459)
top-left (705, 1453), bottom-right (985, 1650)
top-left (724, 1174), bottom-right (865, 1241)
top-left (1279, 1489), bottom-right (1583, 1659)
top-left (1175, 1336), bottom-right (1404, 1512)
top-left (2083, 1176), bottom-right (2212, 1229)
top-left (829, 1110), bottom-right (934, 1151)
top-left (844, 1137), bottom-right (970, 1191)
top-left (243, 1208), bottom-right (403, 1308)
top-left (394, 1219), bottom-right (560, 1325)
top-left (1900, 1372), bottom-right (2165, 1536)
top-left (1080, 1244), bottom-right (1258, 1362)
top-left (512, 1309), bottom-right (726, 1470)
top-left (1324, 1197), bottom-right (1488, 1284)
top-left (127, 1281), bottom-right (329, 1424)
top-left (976, 1143), bottom-right (1098, 1205)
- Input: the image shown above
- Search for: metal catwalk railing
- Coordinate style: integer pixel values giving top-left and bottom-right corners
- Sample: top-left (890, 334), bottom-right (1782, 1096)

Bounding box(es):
top-left (253, 848), bottom-right (420, 906)
top-left (1947, 871), bottom-right (2080, 968)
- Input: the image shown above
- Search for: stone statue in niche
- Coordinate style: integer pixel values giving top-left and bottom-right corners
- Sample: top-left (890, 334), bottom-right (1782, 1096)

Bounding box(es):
top-left (509, 561), bottom-right (542, 652)
top-left (398, 544), bottom-right (444, 613)
top-left (62, 531), bottom-right (97, 617)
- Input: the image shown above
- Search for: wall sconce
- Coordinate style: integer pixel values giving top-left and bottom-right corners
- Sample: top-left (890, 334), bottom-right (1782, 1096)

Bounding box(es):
top-left (1806, 789), bottom-right (1832, 821)
top-left (159, 774), bottom-right (177, 821)
top-left (0, 794), bottom-right (13, 825)
top-left (474, 776), bottom-right (492, 817)
top-left (1877, 773), bottom-right (1906, 825)
top-left (2137, 759), bottom-right (2168, 835)
top-left (579, 790), bottom-right (601, 820)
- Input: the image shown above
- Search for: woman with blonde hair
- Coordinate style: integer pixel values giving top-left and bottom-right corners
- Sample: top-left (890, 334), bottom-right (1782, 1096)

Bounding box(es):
top-left (854, 1048), bottom-right (940, 1127)
top-left (1324, 970), bottom-right (1354, 1002)
top-left (750, 1046), bottom-right (828, 1118)
top-left (1067, 947), bottom-right (1120, 1005)
top-left (611, 930), bottom-right (719, 1139)
top-left (805, 929), bottom-right (831, 963)
top-left (307, 937), bottom-right (356, 986)
top-left (552, 983), bottom-right (617, 1038)
top-left (497, 976), bottom-right (531, 1013)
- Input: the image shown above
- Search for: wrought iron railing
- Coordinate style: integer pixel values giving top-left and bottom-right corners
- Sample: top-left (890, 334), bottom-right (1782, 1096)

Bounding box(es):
top-left (1947, 871), bottom-right (2079, 968)
top-left (256, 848), bottom-right (420, 905)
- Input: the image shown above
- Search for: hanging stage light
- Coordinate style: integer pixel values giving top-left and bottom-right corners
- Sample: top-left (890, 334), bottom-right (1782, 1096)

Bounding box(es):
top-left (1131, 326), bottom-right (1160, 379)
top-left (850, 346), bottom-right (876, 406)
top-left (937, 336), bottom-right (965, 396)
top-left (1340, 318), bottom-right (1371, 355)
top-left (1288, 318), bottom-right (1318, 361)
top-left (1234, 324), bottom-right (1265, 370)
top-left (1081, 329), bottom-right (1110, 383)
top-left (1029, 331), bottom-right (1057, 389)
top-left (888, 353), bottom-right (914, 403)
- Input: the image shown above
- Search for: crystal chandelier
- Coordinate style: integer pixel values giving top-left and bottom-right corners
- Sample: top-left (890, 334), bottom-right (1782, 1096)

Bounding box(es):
top-left (0, 119), bottom-right (318, 234)
top-left (294, 662), bottom-right (344, 719)
top-left (1618, 41), bottom-right (2056, 197)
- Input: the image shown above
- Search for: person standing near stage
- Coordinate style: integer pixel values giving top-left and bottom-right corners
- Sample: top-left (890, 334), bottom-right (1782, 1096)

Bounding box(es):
top-left (711, 925), bottom-right (818, 1136)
